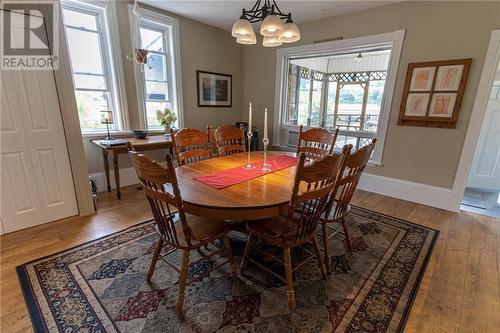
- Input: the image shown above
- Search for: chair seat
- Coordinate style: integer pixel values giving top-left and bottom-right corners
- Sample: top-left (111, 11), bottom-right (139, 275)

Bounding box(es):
top-left (246, 214), bottom-right (308, 248)
top-left (156, 212), bottom-right (231, 248)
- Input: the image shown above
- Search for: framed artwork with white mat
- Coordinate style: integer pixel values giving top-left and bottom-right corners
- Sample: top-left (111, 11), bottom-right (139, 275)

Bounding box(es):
top-left (398, 58), bottom-right (471, 128)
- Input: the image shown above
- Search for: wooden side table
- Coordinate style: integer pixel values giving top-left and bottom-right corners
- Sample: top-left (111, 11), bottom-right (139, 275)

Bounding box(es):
top-left (90, 135), bottom-right (173, 199)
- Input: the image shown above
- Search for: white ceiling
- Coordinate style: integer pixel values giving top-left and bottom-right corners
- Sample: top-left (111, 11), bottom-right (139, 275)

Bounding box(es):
top-left (140, 1), bottom-right (398, 31)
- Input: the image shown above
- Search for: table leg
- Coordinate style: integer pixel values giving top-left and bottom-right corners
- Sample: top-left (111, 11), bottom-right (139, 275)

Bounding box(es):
top-left (112, 151), bottom-right (121, 200)
top-left (102, 149), bottom-right (111, 192)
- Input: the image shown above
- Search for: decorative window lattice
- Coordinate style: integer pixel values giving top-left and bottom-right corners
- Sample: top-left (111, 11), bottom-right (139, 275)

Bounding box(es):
top-left (328, 71), bottom-right (387, 82)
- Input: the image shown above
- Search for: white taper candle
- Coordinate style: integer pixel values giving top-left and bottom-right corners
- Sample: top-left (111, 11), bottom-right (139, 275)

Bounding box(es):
top-left (248, 102), bottom-right (252, 132)
top-left (264, 107), bottom-right (268, 140)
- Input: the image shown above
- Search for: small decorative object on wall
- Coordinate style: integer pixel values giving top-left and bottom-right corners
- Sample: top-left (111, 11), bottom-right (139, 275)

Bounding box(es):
top-left (156, 108), bottom-right (177, 135)
top-left (197, 70), bottom-right (232, 107)
top-left (398, 58), bottom-right (471, 128)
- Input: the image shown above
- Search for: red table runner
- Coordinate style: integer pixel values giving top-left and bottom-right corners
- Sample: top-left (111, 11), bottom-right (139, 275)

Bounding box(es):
top-left (194, 155), bottom-right (298, 189)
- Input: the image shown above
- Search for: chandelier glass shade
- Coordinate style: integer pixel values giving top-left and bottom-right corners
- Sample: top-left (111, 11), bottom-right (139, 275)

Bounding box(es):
top-left (231, 0), bottom-right (300, 47)
top-left (279, 20), bottom-right (300, 43)
top-left (237, 34), bottom-right (257, 45)
top-left (260, 14), bottom-right (284, 37)
top-left (231, 18), bottom-right (254, 38)
top-left (263, 36), bottom-right (282, 47)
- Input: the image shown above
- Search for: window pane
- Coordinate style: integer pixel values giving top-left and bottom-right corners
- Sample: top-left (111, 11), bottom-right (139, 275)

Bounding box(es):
top-left (310, 80), bottom-right (322, 127)
top-left (297, 78), bottom-right (310, 126)
top-left (75, 91), bottom-right (112, 130)
top-left (365, 80), bottom-right (385, 132)
top-left (145, 53), bottom-right (166, 81)
top-left (286, 65), bottom-right (299, 125)
top-left (146, 81), bottom-right (167, 101)
top-left (73, 74), bottom-right (106, 90)
top-left (62, 8), bottom-right (97, 30)
top-left (146, 101), bottom-right (170, 128)
top-left (65, 28), bottom-right (104, 74)
top-left (140, 26), bottom-right (164, 52)
top-left (337, 84), bottom-right (364, 131)
top-left (334, 135), bottom-right (358, 149)
top-left (325, 82), bottom-right (337, 127)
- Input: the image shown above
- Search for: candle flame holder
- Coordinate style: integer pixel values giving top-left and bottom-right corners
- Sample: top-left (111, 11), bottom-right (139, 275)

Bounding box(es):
top-left (261, 138), bottom-right (271, 172)
top-left (243, 130), bottom-right (256, 170)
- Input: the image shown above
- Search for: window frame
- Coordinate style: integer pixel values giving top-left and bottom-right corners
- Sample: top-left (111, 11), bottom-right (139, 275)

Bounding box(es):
top-left (274, 30), bottom-right (406, 165)
top-left (128, 5), bottom-right (183, 130)
top-left (61, 0), bottom-right (128, 134)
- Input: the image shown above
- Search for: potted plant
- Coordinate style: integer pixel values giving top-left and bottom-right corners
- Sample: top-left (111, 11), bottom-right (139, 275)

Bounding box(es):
top-left (156, 108), bottom-right (177, 135)
top-left (126, 48), bottom-right (148, 64)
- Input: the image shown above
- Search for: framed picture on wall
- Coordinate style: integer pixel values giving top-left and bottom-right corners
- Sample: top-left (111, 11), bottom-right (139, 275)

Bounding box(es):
top-left (398, 58), bottom-right (471, 128)
top-left (196, 70), bottom-right (232, 107)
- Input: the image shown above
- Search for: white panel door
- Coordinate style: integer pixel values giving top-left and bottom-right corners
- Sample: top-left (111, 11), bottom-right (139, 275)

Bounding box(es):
top-left (468, 55), bottom-right (500, 191)
top-left (0, 12), bottom-right (78, 233)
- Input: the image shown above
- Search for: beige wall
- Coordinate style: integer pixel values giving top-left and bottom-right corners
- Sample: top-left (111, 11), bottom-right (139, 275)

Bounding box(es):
top-left (242, 1), bottom-right (500, 188)
top-left (85, 1), bottom-right (242, 174)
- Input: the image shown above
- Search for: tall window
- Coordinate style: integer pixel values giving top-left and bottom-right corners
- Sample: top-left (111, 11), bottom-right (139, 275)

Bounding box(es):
top-left (129, 7), bottom-right (182, 130)
top-left (62, 1), bottom-right (123, 133)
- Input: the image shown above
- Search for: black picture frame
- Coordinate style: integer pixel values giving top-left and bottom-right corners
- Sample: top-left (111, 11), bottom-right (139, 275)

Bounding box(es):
top-left (196, 70), bottom-right (232, 107)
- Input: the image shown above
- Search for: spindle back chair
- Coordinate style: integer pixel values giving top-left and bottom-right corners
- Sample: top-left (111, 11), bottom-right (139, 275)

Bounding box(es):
top-left (296, 125), bottom-right (339, 161)
top-left (214, 125), bottom-right (246, 156)
top-left (321, 139), bottom-right (377, 273)
top-left (128, 144), bottom-right (237, 312)
top-left (170, 126), bottom-right (212, 165)
top-left (240, 148), bottom-right (348, 309)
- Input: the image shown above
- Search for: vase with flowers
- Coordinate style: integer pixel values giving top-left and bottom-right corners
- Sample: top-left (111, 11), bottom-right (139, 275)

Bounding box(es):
top-left (156, 108), bottom-right (177, 136)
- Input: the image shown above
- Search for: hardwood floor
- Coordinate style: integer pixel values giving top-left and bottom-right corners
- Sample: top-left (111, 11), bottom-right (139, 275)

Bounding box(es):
top-left (1, 185), bottom-right (499, 332)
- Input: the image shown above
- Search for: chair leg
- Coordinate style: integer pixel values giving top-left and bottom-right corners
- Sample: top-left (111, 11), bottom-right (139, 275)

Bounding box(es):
top-left (283, 248), bottom-right (296, 310)
top-left (312, 235), bottom-right (327, 280)
top-left (322, 223), bottom-right (332, 274)
top-left (223, 235), bottom-right (238, 277)
top-left (147, 238), bottom-right (164, 282)
top-left (239, 233), bottom-right (254, 274)
top-left (341, 217), bottom-right (353, 252)
top-left (176, 250), bottom-right (190, 313)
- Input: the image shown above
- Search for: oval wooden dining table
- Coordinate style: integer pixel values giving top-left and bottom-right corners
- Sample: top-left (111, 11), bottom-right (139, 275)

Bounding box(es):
top-left (176, 151), bottom-right (298, 220)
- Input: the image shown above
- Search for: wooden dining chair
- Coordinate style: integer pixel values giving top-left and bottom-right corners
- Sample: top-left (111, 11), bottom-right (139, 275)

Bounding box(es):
top-left (128, 147), bottom-right (237, 313)
top-left (240, 151), bottom-right (346, 310)
top-left (296, 125), bottom-right (339, 161)
top-left (170, 126), bottom-right (212, 165)
top-left (321, 139), bottom-right (377, 274)
top-left (214, 125), bottom-right (246, 156)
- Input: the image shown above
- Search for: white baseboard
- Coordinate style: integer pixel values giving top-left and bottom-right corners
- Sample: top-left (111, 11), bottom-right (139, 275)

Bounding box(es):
top-left (358, 173), bottom-right (455, 211)
top-left (89, 167), bottom-right (140, 193)
top-left (88, 167), bottom-right (456, 212)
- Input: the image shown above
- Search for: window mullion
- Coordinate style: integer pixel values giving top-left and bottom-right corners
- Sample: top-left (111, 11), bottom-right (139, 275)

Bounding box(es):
top-left (307, 75), bottom-right (313, 127)
top-left (360, 81), bottom-right (370, 132)
top-left (320, 78), bottom-right (328, 127)
top-left (333, 82), bottom-right (341, 129)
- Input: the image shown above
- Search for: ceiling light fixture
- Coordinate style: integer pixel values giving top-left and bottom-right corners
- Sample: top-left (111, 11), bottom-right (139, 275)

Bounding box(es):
top-left (232, 0), bottom-right (301, 47)
top-left (354, 52), bottom-right (363, 61)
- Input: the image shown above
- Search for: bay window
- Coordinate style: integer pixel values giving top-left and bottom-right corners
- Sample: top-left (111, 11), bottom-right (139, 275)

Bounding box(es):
top-left (275, 31), bottom-right (405, 164)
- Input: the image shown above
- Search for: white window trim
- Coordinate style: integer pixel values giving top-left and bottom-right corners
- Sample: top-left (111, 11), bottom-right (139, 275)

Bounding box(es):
top-left (62, 0), bottom-right (129, 134)
top-left (274, 30), bottom-right (405, 165)
top-left (127, 5), bottom-right (183, 130)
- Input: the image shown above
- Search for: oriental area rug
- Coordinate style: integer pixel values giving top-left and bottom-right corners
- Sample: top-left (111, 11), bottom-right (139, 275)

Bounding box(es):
top-left (17, 206), bottom-right (438, 333)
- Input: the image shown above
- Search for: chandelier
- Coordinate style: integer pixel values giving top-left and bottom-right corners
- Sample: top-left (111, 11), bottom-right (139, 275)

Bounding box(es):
top-left (231, 0), bottom-right (301, 47)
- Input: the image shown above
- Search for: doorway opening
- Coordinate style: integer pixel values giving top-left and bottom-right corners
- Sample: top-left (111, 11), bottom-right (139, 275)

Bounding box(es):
top-left (460, 41), bottom-right (500, 218)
